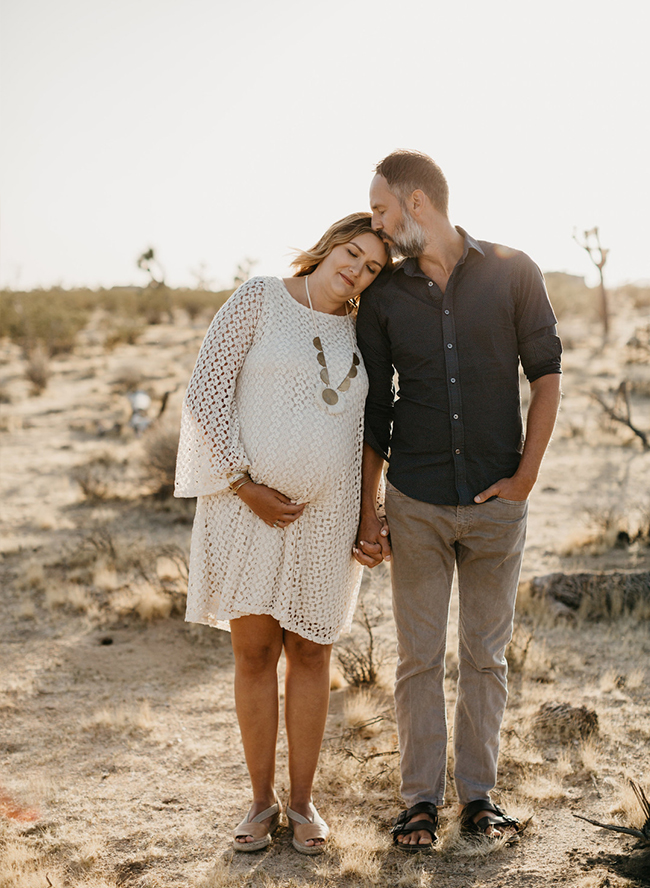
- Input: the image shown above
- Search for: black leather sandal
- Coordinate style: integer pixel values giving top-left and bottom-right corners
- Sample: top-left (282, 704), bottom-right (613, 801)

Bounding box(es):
top-left (460, 800), bottom-right (521, 843)
top-left (391, 802), bottom-right (438, 853)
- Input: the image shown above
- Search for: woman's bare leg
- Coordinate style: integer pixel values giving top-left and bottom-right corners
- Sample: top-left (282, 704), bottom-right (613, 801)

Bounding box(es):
top-left (230, 614), bottom-right (283, 842)
top-left (283, 630), bottom-right (332, 846)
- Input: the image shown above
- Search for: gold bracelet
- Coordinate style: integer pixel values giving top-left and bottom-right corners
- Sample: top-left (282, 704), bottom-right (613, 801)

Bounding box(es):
top-left (232, 477), bottom-right (251, 494)
top-left (227, 471), bottom-right (248, 490)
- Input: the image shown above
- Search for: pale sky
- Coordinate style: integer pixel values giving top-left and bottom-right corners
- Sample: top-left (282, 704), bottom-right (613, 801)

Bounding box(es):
top-left (1, 0), bottom-right (648, 291)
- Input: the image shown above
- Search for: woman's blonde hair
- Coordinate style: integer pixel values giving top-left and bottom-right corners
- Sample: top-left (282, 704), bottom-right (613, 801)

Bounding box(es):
top-left (291, 212), bottom-right (388, 277)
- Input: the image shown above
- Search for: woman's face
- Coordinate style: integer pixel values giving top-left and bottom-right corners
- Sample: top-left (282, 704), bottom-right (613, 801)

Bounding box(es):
top-left (318, 231), bottom-right (387, 301)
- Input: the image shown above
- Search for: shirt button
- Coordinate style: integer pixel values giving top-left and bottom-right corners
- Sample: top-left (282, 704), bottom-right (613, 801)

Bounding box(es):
top-left (455, 449), bottom-right (461, 454)
top-left (447, 343), bottom-right (453, 349)
top-left (450, 378), bottom-right (456, 383)
top-left (444, 309), bottom-right (450, 315)
top-left (428, 281), bottom-right (434, 287)
top-left (453, 414), bottom-right (459, 420)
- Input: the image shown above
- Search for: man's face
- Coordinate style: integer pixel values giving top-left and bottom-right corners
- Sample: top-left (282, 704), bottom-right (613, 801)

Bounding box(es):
top-left (369, 174), bottom-right (426, 258)
top-left (369, 174), bottom-right (403, 241)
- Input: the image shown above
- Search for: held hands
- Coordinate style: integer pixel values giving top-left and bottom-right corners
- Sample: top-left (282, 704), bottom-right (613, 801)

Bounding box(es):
top-left (237, 481), bottom-right (306, 528)
top-left (353, 513), bottom-right (391, 568)
top-left (473, 474), bottom-right (534, 504)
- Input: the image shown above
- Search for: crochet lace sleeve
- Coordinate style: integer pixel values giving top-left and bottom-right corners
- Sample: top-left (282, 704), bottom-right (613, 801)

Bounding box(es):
top-left (174, 277), bottom-right (266, 497)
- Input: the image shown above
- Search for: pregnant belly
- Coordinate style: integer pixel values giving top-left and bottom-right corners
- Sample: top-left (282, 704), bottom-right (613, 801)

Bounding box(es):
top-left (242, 422), bottom-right (358, 503)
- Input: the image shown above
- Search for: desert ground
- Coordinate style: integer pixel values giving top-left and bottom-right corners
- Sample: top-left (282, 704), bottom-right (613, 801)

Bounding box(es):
top-left (1, 279), bottom-right (649, 887)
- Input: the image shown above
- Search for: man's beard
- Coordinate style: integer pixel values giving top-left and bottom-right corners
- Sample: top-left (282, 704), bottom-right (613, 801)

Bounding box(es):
top-left (390, 210), bottom-right (427, 258)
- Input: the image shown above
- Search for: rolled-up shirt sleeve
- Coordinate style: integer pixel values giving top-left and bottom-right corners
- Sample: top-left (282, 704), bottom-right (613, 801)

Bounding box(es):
top-left (356, 293), bottom-right (395, 461)
top-left (514, 255), bottom-right (563, 382)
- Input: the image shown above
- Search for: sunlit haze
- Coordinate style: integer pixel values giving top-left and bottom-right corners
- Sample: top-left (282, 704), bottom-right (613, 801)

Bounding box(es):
top-left (1, 0), bottom-right (648, 291)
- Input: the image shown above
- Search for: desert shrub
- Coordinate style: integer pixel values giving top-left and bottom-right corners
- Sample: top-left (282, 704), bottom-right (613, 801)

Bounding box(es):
top-left (0, 289), bottom-right (92, 355)
top-left (531, 701), bottom-right (598, 740)
top-left (544, 272), bottom-right (598, 321)
top-left (140, 284), bottom-right (173, 324)
top-left (174, 288), bottom-right (231, 321)
top-left (142, 422), bottom-right (179, 496)
top-left (522, 570), bottom-right (650, 621)
top-left (25, 343), bottom-right (51, 394)
top-left (337, 597), bottom-right (387, 688)
top-left (626, 323), bottom-right (650, 366)
top-left (111, 364), bottom-right (143, 393)
top-left (71, 452), bottom-right (126, 500)
top-left (618, 283), bottom-right (650, 310)
top-left (104, 321), bottom-right (145, 350)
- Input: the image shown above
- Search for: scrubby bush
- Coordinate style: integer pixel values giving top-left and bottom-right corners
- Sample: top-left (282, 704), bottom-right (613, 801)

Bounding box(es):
top-left (0, 289), bottom-right (92, 355)
top-left (142, 422), bottom-right (180, 497)
top-left (25, 343), bottom-right (51, 394)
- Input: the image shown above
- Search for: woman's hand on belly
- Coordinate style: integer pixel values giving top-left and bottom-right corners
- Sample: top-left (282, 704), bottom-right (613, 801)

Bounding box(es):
top-left (237, 481), bottom-right (307, 528)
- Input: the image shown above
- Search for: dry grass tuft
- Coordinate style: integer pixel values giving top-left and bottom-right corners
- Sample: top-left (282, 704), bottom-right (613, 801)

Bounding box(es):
top-left (81, 700), bottom-right (154, 735)
top-left (608, 779), bottom-right (650, 830)
top-left (518, 773), bottom-right (566, 801)
top-left (45, 582), bottom-right (94, 614)
top-left (578, 737), bottom-right (602, 774)
top-left (71, 452), bottom-right (127, 501)
top-left (395, 860), bottom-right (434, 887)
top-left (343, 689), bottom-right (384, 737)
top-left (132, 581), bottom-right (174, 621)
top-left (626, 667), bottom-right (646, 690)
top-left (326, 814), bottom-right (388, 882)
top-left (16, 563), bottom-right (46, 592)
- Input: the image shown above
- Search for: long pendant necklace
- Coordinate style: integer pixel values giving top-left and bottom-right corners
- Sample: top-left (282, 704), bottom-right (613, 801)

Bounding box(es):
top-left (304, 276), bottom-right (360, 415)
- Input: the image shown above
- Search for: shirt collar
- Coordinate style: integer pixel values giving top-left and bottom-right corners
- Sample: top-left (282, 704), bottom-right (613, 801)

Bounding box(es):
top-left (395, 226), bottom-right (485, 279)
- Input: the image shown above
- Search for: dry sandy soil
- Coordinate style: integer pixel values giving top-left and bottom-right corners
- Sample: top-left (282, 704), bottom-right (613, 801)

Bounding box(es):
top-left (1, 297), bottom-right (649, 887)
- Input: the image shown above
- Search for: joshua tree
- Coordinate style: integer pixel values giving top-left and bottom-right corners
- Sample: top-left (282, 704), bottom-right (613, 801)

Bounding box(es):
top-left (573, 227), bottom-right (610, 341)
top-left (233, 258), bottom-right (258, 288)
top-left (137, 248), bottom-right (166, 287)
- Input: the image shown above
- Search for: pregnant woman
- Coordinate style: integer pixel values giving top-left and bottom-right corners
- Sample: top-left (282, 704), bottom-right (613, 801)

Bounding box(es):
top-left (174, 213), bottom-right (388, 854)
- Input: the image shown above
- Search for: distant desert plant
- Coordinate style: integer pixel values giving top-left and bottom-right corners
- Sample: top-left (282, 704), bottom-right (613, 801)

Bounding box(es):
top-left (0, 288), bottom-right (92, 355)
top-left (72, 452), bottom-right (126, 500)
top-left (142, 422), bottom-right (180, 497)
top-left (619, 282), bottom-right (650, 311)
top-left (111, 363), bottom-right (144, 393)
top-left (544, 272), bottom-right (599, 321)
top-left (24, 343), bottom-right (51, 394)
top-left (104, 320), bottom-right (145, 350)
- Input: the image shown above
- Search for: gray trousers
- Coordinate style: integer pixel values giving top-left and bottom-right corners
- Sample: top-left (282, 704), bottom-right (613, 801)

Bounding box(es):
top-left (384, 481), bottom-right (528, 807)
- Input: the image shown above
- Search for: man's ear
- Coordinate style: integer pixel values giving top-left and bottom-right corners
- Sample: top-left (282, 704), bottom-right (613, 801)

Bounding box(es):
top-left (411, 189), bottom-right (426, 216)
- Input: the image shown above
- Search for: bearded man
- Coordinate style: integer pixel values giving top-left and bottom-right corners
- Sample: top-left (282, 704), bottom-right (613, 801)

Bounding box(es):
top-left (353, 150), bottom-right (562, 850)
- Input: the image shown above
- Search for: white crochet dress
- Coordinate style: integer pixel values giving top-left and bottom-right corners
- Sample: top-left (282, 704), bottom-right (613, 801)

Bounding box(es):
top-left (174, 277), bottom-right (368, 644)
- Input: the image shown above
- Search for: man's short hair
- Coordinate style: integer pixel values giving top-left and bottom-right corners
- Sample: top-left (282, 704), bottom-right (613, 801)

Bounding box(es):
top-left (375, 150), bottom-right (449, 216)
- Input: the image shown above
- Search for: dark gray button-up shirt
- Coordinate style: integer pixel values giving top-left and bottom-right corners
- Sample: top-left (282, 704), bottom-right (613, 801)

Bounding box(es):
top-left (356, 228), bottom-right (562, 506)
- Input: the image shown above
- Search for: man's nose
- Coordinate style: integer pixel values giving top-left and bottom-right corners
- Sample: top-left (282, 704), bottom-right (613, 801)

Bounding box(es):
top-left (371, 213), bottom-right (382, 231)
